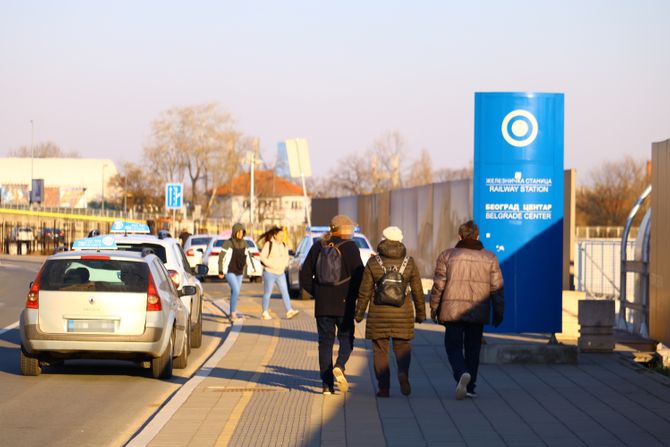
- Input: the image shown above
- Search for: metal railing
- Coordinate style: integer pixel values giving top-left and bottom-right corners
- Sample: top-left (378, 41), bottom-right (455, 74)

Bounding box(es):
top-left (575, 239), bottom-right (636, 299)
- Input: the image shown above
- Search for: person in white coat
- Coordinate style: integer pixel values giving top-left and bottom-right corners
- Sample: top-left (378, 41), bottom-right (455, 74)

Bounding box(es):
top-left (259, 226), bottom-right (299, 320)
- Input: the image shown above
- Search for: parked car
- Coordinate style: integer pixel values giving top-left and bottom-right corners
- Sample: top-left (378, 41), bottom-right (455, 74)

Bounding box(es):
top-left (201, 235), bottom-right (263, 282)
top-left (104, 223), bottom-right (208, 349)
top-left (183, 234), bottom-right (214, 269)
top-left (286, 226), bottom-right (375, 299)
top-left (10, 226), bottom-right (34, 242)
top-left (42, 227), bottom-right (65, 243)
top-left (19, 242), bottom-right (191, 379)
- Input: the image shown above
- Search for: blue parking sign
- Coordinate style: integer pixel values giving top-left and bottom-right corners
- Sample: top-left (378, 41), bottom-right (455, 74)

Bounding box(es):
top-left (474, 92), bottom-right (564, 333)
top-left (165, 183), bottom-right (183, 210)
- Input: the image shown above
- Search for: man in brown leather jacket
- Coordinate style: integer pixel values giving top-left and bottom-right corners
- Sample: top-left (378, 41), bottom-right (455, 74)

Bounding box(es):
top-left (430, 220), bottom-right (504, 399)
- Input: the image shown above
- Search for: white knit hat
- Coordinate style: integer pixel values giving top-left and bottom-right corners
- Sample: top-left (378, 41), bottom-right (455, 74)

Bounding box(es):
top-left (382, 226), bottom-right (403, 242)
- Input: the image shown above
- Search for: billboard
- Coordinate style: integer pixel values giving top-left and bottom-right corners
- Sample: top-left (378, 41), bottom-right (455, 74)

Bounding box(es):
top-left (474, 92), bottom-right (564, 333)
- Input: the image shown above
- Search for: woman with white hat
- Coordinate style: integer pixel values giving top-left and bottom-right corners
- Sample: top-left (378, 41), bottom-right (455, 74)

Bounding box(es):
top-left (354, 226), bottom-right (426, 397)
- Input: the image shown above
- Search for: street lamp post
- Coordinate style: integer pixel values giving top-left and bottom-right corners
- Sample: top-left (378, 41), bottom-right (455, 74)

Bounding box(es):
top-left (30, 120), bottom-right (34, 205)
top-left (101, 164), bottom-right (108, 213)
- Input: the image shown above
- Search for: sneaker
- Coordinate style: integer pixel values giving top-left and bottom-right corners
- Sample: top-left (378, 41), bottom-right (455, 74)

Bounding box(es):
top-left (322, 384), bottom-right (334, 395)
top-left (466, 391), bottom-right (478, 398)
top-left (333, 365), bottom-right (349, 392)
top-left (261, 311), bottom-right (272, 320)
top-left (286, 309), bottom-right (300, 319)
top-left (455, 372), bottom-right (471, 400)
top-left (376, 388), bottom-right (390, 398)
top-left (398, 374), bottom-right (411, 396)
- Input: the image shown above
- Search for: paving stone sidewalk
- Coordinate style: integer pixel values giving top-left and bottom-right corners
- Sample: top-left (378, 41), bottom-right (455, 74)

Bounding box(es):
top-left (145, 288), bottom-right (670, 447)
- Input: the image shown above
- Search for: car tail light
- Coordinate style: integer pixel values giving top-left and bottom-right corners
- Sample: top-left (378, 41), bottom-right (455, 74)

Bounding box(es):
top-left (147, 273), bottom-right (162, 311)
top-left (167, 269), bottom-right (181, 288)
top-left (211, 250), bottom-right (220, 256)
top-left (81, 255), bottom-right (110, 260)
top-left (252, 252), bottom-right (260, 257)
top-left (186, 248), bottom-right (194, 256)
top-left (26, 269), bottom-right (43, 309)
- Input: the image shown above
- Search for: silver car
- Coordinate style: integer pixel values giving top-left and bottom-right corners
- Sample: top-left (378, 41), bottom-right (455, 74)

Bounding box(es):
top-left (19, 248), bottom-right (191, 379)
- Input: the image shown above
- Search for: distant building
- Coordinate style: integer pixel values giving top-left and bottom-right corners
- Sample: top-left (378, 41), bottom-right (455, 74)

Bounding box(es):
top-left (211, 170), bottom-right (309, 228)
top-left (0, 157), bottom-right (118, 207)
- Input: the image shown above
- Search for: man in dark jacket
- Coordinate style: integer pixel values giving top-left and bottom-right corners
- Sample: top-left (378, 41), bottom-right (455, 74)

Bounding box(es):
top-left (430, 220), bottom-right (504, 400)
top-left (355, 226), bottom-right (426, 398)
top-left (300, 214), bottom-right (364, 394)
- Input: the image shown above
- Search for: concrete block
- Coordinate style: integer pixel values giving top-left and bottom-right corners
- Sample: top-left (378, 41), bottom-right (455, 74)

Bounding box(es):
top-left (578, 335), bottom-right (615, 352)
top-left (578, 300), bottom-right (615, 326)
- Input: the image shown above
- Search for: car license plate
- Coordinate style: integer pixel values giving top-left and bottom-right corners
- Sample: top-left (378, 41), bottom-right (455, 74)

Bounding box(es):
top-left (67, 319), bottom-right (115, 333)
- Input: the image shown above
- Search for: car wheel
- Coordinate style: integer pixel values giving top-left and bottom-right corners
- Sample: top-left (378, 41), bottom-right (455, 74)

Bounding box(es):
top-left (174, 323), bottom-right (189, 369)
top-left (191, 304), bottom-right (203, 348)
top-left (20, 348), bottom-right (41, 376)
top-left (151, 334), bottom-right (173, 379)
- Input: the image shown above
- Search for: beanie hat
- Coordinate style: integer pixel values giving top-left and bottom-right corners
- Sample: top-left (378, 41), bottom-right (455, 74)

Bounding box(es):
top-left (330, 214), bottom-right (355, 234)
top-left (382, 226), bottom-right (403, 242)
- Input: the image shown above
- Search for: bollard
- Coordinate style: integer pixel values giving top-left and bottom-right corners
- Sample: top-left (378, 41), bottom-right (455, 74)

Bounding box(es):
top-left (578, 299), bottom-right (615, 352)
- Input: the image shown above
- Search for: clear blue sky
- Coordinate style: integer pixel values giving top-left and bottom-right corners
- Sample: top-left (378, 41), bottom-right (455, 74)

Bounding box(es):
top-left (1, 1), bottom-right (668, 183)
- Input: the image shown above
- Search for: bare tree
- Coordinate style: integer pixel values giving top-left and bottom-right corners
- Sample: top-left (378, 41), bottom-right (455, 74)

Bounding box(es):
top-left (406, 149), bottom-right (433, 187)
top-left (108, 162), bottom-right (163, 212)
top-left (144, 103), bottom-right (246, 212)
top-left (433, 162), bottom-right (474, 182)
top-left (8, 141), bottom-right (80, 158)
top-left (576, 156), bottom-right (650, 226)
top-left (370, 131), bottom-right (404, 192)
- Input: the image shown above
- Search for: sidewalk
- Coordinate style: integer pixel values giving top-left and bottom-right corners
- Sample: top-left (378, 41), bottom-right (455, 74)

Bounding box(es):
top-left (136, 288), bottom-right (670, 447)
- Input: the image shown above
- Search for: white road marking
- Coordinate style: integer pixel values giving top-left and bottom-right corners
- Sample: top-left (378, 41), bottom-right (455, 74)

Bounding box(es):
top-left (0, 321), bottom-right (19, 336)
top-left (126, 298), bottom-right (241, 447)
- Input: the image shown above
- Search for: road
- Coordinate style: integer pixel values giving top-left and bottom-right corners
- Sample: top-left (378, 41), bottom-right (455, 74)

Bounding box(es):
top-left (0, 256), bottom-right (235, 447)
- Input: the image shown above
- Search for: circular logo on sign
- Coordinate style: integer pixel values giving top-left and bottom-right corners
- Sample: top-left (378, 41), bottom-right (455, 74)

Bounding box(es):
top-left (501, 110), bottom-right (538, 147)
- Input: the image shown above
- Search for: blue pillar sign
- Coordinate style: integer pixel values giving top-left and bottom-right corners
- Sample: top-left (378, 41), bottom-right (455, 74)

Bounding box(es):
top-left (165, 183), bottom-right (183, 210)
top-left (474, 92), bottom-right (564, 333)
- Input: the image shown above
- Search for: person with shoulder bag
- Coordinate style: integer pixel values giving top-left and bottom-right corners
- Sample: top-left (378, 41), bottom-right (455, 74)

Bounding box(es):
top-left (355, 226), bottom-right (426, 397)
top-left (300, 214), bottom-right (364, 395)
top-left (218, 223), bottom-right (249, 322)
top-left (259, 226), bottom-right (299, 320)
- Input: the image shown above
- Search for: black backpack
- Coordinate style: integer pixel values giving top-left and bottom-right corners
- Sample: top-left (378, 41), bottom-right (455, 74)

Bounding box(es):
top-left (373, 255), bottom-right (409, 307)
top-left (315, 240), bottom-right (352, 286)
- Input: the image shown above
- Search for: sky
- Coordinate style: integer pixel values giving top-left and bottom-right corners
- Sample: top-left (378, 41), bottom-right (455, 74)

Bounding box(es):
top-left (1, 0), bottom-right (669, 184)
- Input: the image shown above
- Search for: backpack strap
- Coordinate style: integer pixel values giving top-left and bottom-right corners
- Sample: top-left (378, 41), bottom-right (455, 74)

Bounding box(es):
top-left (398, 256), bottom-right (410, 275)
top-left (375, 255), bottom-right (387, 273)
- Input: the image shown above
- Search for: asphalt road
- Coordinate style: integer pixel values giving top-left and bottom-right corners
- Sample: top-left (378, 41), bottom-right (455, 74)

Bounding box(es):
top-left (0, 255), bottom-right (233, 447)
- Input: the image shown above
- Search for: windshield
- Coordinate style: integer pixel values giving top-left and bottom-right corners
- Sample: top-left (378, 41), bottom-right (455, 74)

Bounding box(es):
top-left (40, 259), bottom-right (149, 293)
top-left (116, 243), bottom-right (168, 263)
top-left (190, 237), bottom-right (211, 246)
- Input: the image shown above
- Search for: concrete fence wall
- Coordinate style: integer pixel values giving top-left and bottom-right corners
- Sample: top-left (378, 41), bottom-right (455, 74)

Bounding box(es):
top-left (650, 138), bottom-right (670, 346)
top-left (313, 179), bottom-right (473, 277)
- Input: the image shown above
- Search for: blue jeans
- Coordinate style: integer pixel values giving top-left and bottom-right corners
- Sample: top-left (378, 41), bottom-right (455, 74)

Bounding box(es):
top-left (444, 322), bottom-right (483, 393)
top-left (225, 273), bottom-right (244, 313)
top-left (262, 271), bottom-right (293, 312)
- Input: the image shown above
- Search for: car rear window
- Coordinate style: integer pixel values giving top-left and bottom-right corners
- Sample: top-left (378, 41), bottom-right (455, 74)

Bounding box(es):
top-left (214, 239), bottom-right (224, 248)
top-left (212, 239), bottom-right (255, 249)
top-left (190, 237), bottom-right (211, 246)
top-left (246, 240), bottom-right (256, 248)
top-left (40, 259), bottom-right (149, 293)
top-left (116, 243), bottom-right (168, 263)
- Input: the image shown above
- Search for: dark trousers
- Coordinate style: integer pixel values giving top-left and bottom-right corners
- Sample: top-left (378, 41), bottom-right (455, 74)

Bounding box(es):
top-left (316, 316), bottom-right (355, 386)
top-left (444, 322), bottom-right (483, 393)
top-left (372, 338), bottom-right (411, 389)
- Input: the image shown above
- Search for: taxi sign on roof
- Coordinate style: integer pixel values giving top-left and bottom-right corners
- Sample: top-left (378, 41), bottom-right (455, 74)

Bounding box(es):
top-left (72, 235), bottom-right (118, 250)
top-left (110, 220), bottom-right (150, 234)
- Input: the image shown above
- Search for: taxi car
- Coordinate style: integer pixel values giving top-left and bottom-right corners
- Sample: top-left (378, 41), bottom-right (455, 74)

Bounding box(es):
top-left (19, 235), bottom-right (192, 379)
top-left (201, 234), bottom-right (263, 282)
top-left (286, 226), bottom-right (375, 299)
top-left (183, 234), bottom-right (214, 269)
top-left (102, 221), bottom-right (207, 348)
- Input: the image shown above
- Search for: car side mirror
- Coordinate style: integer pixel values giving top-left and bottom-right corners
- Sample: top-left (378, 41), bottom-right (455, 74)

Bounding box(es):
top-left (288, 250), bottom-right (295, 257)
top-left (179, 285), bottom-right (197, 297)
top-left (195, 264), bottom-right (209, 276)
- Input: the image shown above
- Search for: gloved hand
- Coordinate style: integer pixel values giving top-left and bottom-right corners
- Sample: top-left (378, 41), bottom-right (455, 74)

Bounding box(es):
top-left (431, 309), bottom-right (439, 324)
top-left (492, 312), bottom-right (503, 328)
top-left (414, 316), bottom-right (423, 324)
top-left (355, 316), bottom-right (363, 323)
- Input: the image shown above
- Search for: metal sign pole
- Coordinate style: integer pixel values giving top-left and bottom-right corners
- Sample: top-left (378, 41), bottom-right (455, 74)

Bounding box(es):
top-left (300, 172), bottom-right (311, 228)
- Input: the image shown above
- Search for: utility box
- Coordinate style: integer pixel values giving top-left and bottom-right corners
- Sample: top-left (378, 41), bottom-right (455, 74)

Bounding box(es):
top-left (578, 300), bottom-right (615, 352)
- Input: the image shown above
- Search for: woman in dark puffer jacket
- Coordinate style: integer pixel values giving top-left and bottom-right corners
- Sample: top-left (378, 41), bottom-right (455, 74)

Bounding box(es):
top-left (355, 226), bottom-right (426, 397)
